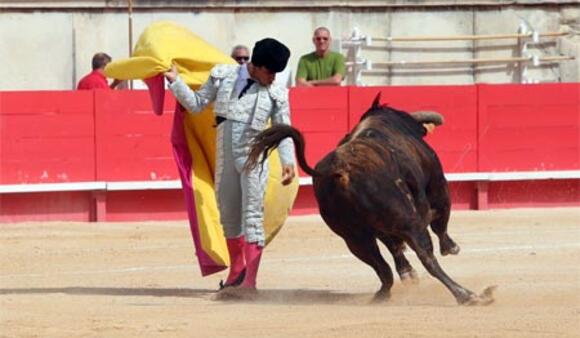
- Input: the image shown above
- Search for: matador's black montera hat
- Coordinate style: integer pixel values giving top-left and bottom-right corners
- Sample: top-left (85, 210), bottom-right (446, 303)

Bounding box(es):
top-left (251, 38), bottom-right (290, 73)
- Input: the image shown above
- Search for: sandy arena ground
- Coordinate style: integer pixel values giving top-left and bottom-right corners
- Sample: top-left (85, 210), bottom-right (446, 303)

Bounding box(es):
top-left (1, 208), bottom-right (579, 338)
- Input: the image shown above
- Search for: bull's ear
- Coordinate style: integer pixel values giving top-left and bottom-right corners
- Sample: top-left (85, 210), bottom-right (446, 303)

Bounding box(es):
top-left (371, 92), bottom-right (382, 109)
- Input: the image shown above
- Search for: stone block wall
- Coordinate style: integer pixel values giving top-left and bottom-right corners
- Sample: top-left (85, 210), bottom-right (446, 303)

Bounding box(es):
top-left (0, 1), bottom-right (577, 89)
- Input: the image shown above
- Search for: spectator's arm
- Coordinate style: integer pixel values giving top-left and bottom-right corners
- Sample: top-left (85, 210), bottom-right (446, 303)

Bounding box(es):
top-left (295, 57), bottom-right (312, 87)
top-left (295, 77), bottom-right (313, 87)
top-left (307, 74), bottom-right (343, 86)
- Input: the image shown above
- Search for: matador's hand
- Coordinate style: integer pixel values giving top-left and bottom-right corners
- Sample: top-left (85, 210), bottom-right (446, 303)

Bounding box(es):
top-left (281, 165), bottom-right (295, 186)
top-left (164, 64), bottom-right (178, 83)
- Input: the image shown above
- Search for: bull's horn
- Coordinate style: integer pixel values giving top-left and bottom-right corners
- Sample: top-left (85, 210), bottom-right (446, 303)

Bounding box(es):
top-left (371, 92), bottom-right (382, 109)
top-left (410, 111), bottom-right (444, 126)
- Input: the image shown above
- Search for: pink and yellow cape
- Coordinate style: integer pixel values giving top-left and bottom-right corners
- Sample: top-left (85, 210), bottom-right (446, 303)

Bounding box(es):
top-left (105, 21), bottom-right (298, 276)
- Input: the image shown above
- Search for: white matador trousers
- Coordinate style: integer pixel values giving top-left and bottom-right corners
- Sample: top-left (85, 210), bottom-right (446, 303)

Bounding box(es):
top-left (215, 119), bottom-right (268, 247)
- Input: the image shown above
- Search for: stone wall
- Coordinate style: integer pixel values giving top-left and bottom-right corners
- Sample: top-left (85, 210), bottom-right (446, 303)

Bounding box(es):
top-left (0, 1), bottom-right (577, 89)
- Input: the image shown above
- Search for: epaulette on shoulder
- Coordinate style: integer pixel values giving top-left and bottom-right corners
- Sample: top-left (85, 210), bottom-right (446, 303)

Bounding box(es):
top-left (267, 84), bottom-right (288, 104)
top-left (210, 64), bottom-right (238, 79)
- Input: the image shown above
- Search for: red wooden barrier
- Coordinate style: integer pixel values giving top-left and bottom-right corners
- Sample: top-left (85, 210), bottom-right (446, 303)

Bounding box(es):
top-left (1, 84), bottom-right (578, 222)
top-left (0, 91), bottom-right (95, 184)
top-left (105, 190), bottom-right (186, 221)
top-left (348, 86), bottom-right (479, 173)
top-left (477, 83), bottom-right (580, 172)
top-left (95, 90), bottom-right (177, 181)
top-left (290, 87), bottom-right (349, 175)
top-left (0, 191), bottom-right (94, 222)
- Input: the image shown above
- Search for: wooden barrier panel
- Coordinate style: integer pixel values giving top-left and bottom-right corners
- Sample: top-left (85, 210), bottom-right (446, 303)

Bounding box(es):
top-left (488, 179), bottom-right (579, 208)
top-left (348, 86), bottom-right (479, 173)
top-left (0, 191), bottom-right (94, 222)
top-left (290, 87), bottom-right (349, 175)
top-left (105, 190), bottom-right (186, 221)
top-left (1, 85), bottom-right (578, 222)
top-left (477, 83), bottom-right (580, 172)
top-left (94, 90), bottom-right (177, 181)
top-left (0, 91), bottom-right (95, 184)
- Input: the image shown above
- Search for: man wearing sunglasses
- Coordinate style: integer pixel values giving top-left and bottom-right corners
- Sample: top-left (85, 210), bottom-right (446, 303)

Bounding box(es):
top-left (231, 45), bottom-right (250, 65)
top-left (296, 27), bottom-right (345, 87)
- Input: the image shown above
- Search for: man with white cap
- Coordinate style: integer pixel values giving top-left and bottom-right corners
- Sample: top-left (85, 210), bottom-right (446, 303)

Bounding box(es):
top-left (164, 38), bottom-right (295, 292)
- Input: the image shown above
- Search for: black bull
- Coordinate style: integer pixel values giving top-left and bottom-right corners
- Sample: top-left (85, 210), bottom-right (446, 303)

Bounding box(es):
top-left (246, 94), bottom-right (495, 305)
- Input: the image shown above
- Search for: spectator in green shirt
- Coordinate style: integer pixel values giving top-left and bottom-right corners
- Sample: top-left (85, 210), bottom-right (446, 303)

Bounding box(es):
top-left (296, 27), bottom-right (345, 87)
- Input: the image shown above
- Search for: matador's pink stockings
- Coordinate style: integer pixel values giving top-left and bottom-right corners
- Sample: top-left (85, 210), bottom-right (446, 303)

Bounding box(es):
top-left (240, 242), bottom-right (263, 289)
top-left (224, 237), bottom-right (246, 287)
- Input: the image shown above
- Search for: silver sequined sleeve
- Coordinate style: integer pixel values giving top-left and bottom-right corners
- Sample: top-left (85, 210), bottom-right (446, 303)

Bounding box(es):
top-left (168, 76), bottom-right (218, 114)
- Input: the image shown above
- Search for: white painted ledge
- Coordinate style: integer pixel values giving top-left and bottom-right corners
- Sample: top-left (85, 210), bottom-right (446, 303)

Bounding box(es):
top-left (0, 170), bottom-right (578, 193)
top-left (298, 170), bottom-right (580, 186)
top-left (107, 180), bottom-right (182, 191)
top-left (0, 182), bottom-right (106, 193)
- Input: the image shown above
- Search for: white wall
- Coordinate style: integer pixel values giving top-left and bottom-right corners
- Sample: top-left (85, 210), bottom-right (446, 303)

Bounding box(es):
top-left (0, 3), bottom-right (577, 90)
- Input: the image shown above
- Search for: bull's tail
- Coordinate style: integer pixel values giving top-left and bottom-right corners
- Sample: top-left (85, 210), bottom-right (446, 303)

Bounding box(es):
top-left (245, 125), bottom-right (321, 178)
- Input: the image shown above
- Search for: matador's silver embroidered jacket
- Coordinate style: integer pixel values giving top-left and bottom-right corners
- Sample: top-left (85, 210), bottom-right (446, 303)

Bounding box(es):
top-left (169, 64), bottom-right (294, 165)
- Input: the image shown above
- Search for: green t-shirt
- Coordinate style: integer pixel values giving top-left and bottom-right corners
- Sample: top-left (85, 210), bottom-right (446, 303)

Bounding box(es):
top-left (296, 51), bottom-right (346, 81)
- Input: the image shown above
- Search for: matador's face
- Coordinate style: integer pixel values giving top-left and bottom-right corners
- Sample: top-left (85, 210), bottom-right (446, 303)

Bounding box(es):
top-left (250, 65), bottom-right (276, 86)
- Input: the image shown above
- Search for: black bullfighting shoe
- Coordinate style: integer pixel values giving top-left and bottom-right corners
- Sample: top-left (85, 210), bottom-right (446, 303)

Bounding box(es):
top-left (218, 268), bottom-right (246, 291)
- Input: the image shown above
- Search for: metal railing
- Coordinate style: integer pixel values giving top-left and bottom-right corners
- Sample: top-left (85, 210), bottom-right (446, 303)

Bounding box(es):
top-left (341, 21), bottom-right (575, 85)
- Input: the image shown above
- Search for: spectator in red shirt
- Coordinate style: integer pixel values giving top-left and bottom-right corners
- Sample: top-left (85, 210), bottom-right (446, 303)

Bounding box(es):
top-left (77, 53), bottom-right (122, 90)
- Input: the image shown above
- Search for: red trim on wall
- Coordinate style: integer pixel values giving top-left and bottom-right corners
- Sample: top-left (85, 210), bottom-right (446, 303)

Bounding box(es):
top-left (2, 180), bottom-right (576, 222)
top-left (487, 179), bottom-right (580, 209)
top-left (104, 190), bottom-right (186, 222)
top-left (0, 191), bottom-right (93, 222)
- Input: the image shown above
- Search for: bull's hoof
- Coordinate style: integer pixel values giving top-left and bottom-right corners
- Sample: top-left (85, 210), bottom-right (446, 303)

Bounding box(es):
top-left (371, 289), bottom-right (391, 304)
top-left (400, 269), bottom-right (419, 285)
top-left (440, 237), bottom-right (460, 256)
top-left (459, 286), bottom-right (497, 306)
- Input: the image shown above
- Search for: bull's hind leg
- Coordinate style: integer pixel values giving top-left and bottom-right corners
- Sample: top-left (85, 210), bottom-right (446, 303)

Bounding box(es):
top-left (427, 179), bottom-right (460, 256)
top-left (342, 233), bottom-right (394, 301)
top-left (376, 234), bottom-right (418, 283)
top-left (405, 229), bottom-right (494, 305)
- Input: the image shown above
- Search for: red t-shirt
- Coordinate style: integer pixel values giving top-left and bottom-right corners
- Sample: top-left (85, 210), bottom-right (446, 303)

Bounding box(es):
top-left (77, 70), bottom-right (109, 90)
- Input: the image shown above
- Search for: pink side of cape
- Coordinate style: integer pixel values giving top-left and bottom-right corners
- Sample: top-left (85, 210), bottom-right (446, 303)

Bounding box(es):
top-left (144, 74), bottom-right (226, 277)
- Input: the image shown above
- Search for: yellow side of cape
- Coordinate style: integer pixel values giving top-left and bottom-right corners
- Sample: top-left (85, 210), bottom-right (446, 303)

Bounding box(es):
top-left (105, 21), bottom-right (233, 86)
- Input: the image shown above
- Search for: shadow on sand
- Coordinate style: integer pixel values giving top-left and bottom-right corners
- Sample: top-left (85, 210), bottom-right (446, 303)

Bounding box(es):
top-left (0, 287), bottom-right (211, 298)
top-left (212, 288), bottom-right (375, 305)
top-left (0, 287), bottom-right (375, 305)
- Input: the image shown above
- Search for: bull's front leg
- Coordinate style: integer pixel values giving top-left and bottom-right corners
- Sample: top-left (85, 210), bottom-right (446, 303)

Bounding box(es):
top-left (426, 179), bottom-right (460, 256)
top-left (405, 229), bottom-right (495, 305)
top-left (429, 207), bottom-right (460, 256)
